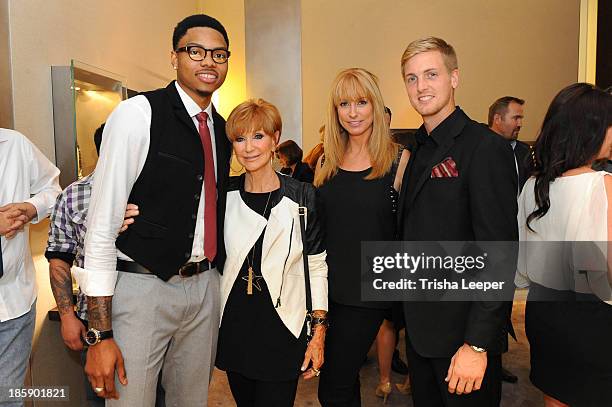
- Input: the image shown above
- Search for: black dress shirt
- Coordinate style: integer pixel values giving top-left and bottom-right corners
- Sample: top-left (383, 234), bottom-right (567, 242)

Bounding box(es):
top-left (403, 108), bottom-right (464, 204)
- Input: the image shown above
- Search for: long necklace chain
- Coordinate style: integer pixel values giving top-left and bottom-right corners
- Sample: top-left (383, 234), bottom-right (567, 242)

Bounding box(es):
top-left (245, 190), bottom-right (272, 294)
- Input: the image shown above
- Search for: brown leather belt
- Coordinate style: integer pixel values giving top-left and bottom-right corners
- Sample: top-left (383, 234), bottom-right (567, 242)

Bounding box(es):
top-left (116, 259), bottom-right (216, 278)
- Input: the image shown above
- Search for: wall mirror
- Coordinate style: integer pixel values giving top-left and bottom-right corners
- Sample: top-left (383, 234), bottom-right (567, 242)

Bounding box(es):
top-left (52, 60), bottom-right (127, 187)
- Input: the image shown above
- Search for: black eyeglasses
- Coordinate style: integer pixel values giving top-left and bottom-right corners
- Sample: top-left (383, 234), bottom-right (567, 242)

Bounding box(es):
top-left (175, 45), bottom-right (230, 64)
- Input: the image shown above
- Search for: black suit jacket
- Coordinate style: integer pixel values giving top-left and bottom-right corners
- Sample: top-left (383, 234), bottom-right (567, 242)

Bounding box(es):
top-left (398, 108), bottom-right (518, 357)
top-left (514, 140), bottom-right (534, 192)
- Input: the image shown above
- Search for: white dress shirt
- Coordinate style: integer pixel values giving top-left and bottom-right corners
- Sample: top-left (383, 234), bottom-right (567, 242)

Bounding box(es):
top-left (0, 129), bottom-right (61, 322)
top-left (74, 82), bottom-right (217, 296)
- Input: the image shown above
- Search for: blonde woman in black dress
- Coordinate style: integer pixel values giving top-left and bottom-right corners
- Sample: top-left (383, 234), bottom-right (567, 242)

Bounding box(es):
top-left (315, 68), bottom-right (407, 405)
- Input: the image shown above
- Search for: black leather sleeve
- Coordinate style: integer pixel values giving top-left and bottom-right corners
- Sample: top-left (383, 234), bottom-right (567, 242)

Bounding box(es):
top-left (301, 182), bottom-right (325, 256)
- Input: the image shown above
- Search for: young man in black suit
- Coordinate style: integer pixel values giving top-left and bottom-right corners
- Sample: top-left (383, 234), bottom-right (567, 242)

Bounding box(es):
top-left (397, 37), bottom-right (518, 406)
top-left (488, 96), bottom-right (534, 192)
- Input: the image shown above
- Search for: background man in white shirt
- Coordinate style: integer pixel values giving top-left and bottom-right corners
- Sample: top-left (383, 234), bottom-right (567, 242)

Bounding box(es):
top-left (0, 128), bottom-right (61, 406)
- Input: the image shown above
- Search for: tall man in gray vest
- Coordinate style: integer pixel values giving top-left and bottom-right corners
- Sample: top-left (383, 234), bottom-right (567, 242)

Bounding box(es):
top-left (74, 14), bottom-right (232, 406)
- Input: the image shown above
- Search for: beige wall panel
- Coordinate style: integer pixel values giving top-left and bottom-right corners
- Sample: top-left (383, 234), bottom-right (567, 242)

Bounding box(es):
top-left (245, 0), bottom-right (303, 145)
top-left (301, 0), bottom-right (580, 150)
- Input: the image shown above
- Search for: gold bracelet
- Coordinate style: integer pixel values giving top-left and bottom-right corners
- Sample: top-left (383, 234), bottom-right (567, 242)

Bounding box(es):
top-left (311, 310), bottom-right (327, 318)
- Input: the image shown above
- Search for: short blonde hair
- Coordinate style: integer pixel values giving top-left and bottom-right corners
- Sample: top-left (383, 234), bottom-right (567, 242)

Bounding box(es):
top-left (314, 68), bottom-right (396, 186)
top-left (400, 37), bottom-right (458, 78)
top-left (225, 98), bottom-right (282, 142)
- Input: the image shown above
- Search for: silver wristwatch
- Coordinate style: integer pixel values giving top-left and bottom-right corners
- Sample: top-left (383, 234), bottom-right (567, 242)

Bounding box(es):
top-left (84, 328), bottom-right (113, 346)
top-left (469, 344), bottom-right (487, 353)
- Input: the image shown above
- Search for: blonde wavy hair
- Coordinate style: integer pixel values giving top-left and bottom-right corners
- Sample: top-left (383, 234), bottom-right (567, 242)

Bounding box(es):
top-left (314, 68), bottom-right (396, 186)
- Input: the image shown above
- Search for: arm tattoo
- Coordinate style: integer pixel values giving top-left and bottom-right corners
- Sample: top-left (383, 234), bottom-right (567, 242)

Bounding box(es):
top-left (87, 296), bottom-right (113, 331)
top-left (49, 259), bottom-right (75, 316)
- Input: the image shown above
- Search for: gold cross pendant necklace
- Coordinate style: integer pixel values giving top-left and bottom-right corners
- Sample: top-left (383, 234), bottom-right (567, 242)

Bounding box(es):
top-left (244, 190), bottom-right (272, 295)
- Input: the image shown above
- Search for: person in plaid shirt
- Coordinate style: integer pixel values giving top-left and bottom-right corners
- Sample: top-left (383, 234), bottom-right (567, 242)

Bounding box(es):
top-left (45, 125), bottom-right (139, 406)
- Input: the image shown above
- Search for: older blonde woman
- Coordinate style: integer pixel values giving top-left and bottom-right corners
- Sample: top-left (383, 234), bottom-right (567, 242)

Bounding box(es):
top-left (216, 99), bottom-right (328, 406)
top-left (315, 68), bottom-right (406, 405)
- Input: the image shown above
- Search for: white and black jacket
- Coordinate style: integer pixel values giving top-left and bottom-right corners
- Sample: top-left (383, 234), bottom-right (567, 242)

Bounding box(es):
top-left (221, 173), bottom-right (328, 338)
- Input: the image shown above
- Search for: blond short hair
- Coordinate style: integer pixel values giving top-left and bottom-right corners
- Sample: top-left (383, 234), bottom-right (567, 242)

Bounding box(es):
top-left (225, 98), bottom-right (282, 142)
top-left (314, 68), bottom-right (396, 186)
top-left (400, 37), bottom-right (458, 78)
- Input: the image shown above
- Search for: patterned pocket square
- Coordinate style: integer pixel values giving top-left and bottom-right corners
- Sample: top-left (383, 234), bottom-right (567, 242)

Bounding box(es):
top-left (431, 157), bottom-right (459, 178)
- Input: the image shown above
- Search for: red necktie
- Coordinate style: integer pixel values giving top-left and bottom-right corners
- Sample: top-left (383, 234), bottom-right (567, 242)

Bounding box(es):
top-left (196, 112), bottom-right (217, 261)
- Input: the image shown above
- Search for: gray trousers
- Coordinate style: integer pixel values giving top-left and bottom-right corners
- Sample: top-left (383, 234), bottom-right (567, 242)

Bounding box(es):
top-left (107, 270), bottom-right (220, 407)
